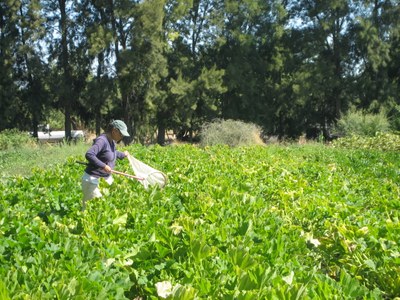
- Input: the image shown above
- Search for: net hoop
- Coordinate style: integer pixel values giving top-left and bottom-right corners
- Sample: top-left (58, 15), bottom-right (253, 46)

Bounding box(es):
top-left (127, 155), bottom-right (167, 189)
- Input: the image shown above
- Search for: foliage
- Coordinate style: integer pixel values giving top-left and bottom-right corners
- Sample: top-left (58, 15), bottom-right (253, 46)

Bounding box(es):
top-left (1, 0), bottom-right (400, 141)
top-left (199, 119), bottom-right (263, 147)
top-left (355, 1), bottom-right (400, 112)
top-left (0, 280), bottom-right (10, 300)
top-left (118, 0), bottom-right (168, 143)
top-left (43, 109), bottom-right (67, 130)
top-left (168, 67), bottom-right (227, 135)
top-left (0, 137), bottom-right (88, 177)
top-left (387, 103), bottom-right (400, 131)
top-left (331, 132), bottom-right (400, 151)
top-left (334, 109), bottom-right (390, 137)
top-left (1, 144), bottom-right (400, 299)
top-left (0, 129), bottom-right (36, 151)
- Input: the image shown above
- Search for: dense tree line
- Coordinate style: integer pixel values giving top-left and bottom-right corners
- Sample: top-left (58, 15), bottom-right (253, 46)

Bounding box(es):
top-left (0, 0), bottom-right (399, 143)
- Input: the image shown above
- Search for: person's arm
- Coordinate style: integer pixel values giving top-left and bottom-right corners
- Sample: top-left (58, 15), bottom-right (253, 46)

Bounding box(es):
top-left (85, 138), bottom-right (107, 169)
top-left (116, 150), bottom-right (129, 160)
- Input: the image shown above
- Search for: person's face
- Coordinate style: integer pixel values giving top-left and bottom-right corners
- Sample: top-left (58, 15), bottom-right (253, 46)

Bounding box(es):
top-left (112, 128), bottom-right (124, 142)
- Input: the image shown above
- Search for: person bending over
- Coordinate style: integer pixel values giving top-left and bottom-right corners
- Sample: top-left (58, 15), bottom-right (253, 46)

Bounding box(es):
top-left (81, 120), bottom-right (130, 210)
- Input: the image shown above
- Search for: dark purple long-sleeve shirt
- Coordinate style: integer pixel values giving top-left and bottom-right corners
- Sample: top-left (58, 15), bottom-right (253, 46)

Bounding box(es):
top-left (84, 134), bottom-right (126, 178)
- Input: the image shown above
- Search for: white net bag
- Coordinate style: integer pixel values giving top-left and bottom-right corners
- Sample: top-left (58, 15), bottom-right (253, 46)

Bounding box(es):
top-left (127, 154), bottom-right (167, 190)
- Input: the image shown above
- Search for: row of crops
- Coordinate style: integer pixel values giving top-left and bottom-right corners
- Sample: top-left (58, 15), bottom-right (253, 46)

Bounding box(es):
top-left (1, 144), bottom-right (400, 299)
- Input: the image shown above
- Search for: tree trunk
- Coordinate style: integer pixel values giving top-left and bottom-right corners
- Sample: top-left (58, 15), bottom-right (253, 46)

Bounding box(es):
top-left (95, 108), bottom-right (101, 136)
top-left (59, 0), bottom-right (72, 141)
top-left (157, 118), bottom-right (165, 145)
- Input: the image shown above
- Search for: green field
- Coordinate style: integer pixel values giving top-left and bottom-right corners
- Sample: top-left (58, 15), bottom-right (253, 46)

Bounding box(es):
top-left (1, 144), bottom-right (399, 299)
top-left (0, 141), bottom-right (89, 178)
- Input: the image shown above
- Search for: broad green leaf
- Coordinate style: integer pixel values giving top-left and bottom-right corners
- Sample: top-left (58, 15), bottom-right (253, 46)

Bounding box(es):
top-left (113, 213), bottom-right (128, 225)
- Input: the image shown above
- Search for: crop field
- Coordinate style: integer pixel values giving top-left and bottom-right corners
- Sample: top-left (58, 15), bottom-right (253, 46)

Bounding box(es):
top-left (1, 144), bottom-right (400, 299)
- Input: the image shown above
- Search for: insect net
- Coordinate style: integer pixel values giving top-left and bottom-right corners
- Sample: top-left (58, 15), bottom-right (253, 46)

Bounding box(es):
top-left (127, 154), bottom-right (167, 190)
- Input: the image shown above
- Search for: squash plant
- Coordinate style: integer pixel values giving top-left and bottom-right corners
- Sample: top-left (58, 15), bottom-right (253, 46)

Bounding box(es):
top-left (0, 144), bottom-right (399, 299)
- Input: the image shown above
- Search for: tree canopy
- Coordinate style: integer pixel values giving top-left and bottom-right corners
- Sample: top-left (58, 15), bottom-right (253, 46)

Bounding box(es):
top-left (0, 0), bottom-right (399, 143)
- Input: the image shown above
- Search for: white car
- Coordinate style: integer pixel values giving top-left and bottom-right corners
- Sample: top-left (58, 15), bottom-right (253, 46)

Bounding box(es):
top-left (34, 124), bottom-right (84, 143)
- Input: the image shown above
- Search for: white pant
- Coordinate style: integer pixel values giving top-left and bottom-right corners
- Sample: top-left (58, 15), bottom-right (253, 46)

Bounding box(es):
top-left (81, 173), bottom-right (113, 210)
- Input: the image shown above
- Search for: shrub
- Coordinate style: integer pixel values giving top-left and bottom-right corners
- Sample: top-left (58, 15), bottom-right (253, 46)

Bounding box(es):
top-left (331, 132), bottom-right (400, 151)
top-left (335, 108), bottom-right (390, 137)
top-left (0, 129), bottom-right (37, 150)
top-left (199, 119), bottom-right (264, 147)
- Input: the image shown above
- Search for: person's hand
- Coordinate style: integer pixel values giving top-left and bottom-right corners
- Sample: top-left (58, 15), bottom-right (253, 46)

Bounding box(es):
top-left (104, 165), bottom-right (112, 173)
top-left (124, 151), bottom-right (129, 157)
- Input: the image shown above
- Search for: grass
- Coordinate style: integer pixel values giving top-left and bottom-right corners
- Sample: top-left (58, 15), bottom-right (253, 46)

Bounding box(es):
top-left (0, 141), bottom-right (90, 178)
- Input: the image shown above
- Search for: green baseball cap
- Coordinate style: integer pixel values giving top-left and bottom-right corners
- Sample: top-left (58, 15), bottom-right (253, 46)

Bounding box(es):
top-left (111, 120), bottom-right (130, 137)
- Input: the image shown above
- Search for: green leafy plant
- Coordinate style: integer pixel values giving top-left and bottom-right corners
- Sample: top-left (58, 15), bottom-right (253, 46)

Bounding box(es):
top-left (334, 108), bottom-right (390, 137)
top-left (0, 280), bottom-right (10, 300)
top-left (0, 129), bottom-right (36, 150)
top-left (332, 132), bottom-right (400, 151)
top-left (1, 144), bottom-right (399, 298)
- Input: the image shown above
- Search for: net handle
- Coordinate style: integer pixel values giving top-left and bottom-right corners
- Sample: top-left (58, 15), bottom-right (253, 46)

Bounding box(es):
top-left (76, 161), bottom-right (144, 181)
top-left (111, 169), bottom-right (144, 181)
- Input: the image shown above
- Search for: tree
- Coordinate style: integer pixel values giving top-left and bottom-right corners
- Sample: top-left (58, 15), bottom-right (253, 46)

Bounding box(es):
top-left (0, 0), bottom-right (22, 131)
top-left (354, 0), bottom-right (399, 117)
top-left (0, 0), bottom-right (49, 134)
top-left (287, 0), bottom-right (357, 138)
top-left (215, 0), bottom-right (297, 137)
top-left (123, 0), bottom-right (168, 143)
top-left (76, 0), bottom-right (118, 135)
top-left (161, 0), bottom-right (227, 143)
top-left (17, 0), bottom-right (49, 136)
top-left (59, 0), bottom-right (72, 138)
top-left (40, 0), bottom-right (91, 138)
